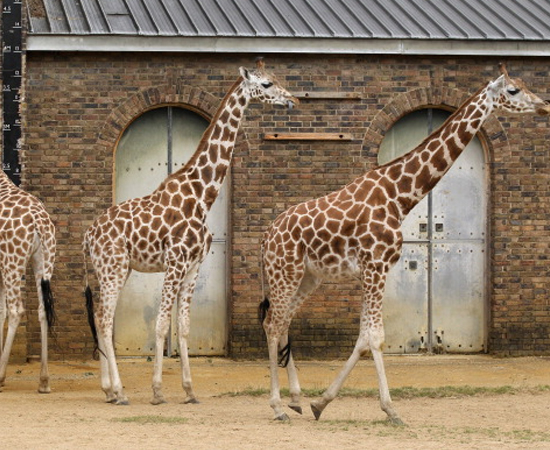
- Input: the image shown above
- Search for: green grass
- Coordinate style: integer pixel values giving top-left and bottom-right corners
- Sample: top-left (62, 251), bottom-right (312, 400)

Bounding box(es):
top-left (112, 415), bottom-right (189, 425)
top-left (220, 384), bottom-right (550, 399)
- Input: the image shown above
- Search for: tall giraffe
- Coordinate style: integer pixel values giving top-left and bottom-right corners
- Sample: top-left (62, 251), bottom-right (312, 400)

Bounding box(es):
top-left (0, 171), bottom-right (56, 393)
top-left (84, 59), bottom-right (297, 405)
top-left (260, 64), bottom-right (550, 423)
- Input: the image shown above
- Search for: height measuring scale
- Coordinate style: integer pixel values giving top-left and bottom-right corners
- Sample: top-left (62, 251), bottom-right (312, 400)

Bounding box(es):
top-left (2, 0), bottom-right (22, 185)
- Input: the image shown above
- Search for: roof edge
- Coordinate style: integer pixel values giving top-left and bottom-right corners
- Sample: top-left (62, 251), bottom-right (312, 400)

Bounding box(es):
top-left (26, 36), bottom-right (550, 56)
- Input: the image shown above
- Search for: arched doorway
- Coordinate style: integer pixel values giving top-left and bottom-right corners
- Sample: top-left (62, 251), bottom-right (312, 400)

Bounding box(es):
top-left (379, 108), bottom-right (488, 353)
top-left (114, 106), bottom-right (229, 356)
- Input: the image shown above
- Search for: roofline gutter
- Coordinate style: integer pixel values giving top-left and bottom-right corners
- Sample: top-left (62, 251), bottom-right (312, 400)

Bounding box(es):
top-left (26, 35), bottom-right (550, 56)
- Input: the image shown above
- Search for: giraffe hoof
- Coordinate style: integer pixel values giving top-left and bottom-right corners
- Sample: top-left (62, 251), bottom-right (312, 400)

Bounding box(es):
top-left (38, 386), bottom-right (51, 394)
top-left (115, 399), bottom-right (129, 406)
top-left (150, 397), bottom-right (167, 405)
top-left (310, 402), bottom-right (324, 421)
top-left (274, 412), bottom-right (290, 421)
top-left (183, 397), bottom-right (199, 405)
top-left (389, 416), bottom-right (405, 426)
top-left (288, 404), bottom-right (302, 415)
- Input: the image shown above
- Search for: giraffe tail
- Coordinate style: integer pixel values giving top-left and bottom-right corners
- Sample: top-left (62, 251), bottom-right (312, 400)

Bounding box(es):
top-left (83, 234), bottom-right (100, 358)
top-left (40, 279), bottom-right (57, 330)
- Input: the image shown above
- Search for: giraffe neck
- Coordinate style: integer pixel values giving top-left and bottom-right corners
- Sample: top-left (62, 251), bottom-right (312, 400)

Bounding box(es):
top-left (154, 78), bottom-right (249, 212)
top-left (0, 171), bottom-right (17, 193)
top-left (378, 84), bottom-right (493, 218)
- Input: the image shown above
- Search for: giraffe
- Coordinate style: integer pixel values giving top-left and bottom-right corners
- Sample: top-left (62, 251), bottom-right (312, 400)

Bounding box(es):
top-left (84, 58), bottom-right (298, 405)
top-left (259, 64), bottom-right (550, 422)
top-left (0, 171), bottom-right (56, 393)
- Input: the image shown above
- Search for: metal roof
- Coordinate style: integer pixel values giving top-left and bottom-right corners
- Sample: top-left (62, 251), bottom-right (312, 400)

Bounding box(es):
top-left (26, 0), bottom-right (550, 55)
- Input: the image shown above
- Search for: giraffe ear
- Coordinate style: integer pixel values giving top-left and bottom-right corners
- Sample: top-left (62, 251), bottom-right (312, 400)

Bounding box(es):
top-left (488, 74), bottom-right (506, 93)
top-left (240, 66), bottom-right (251, 80)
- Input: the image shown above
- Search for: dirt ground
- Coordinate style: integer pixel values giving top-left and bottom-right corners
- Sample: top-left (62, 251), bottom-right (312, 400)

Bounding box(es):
top-left (1, 354), bottom-right (550, 449)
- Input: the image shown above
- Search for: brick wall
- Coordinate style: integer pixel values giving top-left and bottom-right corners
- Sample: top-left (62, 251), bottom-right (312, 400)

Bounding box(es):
top-left (21, 53), bottom-right (550, 360)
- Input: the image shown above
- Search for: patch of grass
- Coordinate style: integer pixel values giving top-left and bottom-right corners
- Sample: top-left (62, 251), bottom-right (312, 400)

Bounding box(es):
top-left (112, 415), bottom-right (188, 425)
top-left (221, 384), bottom-right (550, 399)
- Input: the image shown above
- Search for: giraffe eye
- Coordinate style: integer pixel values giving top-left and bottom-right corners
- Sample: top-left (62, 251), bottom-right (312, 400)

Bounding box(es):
top-left (262, 82), bottom-right (274, 89)
top-left (507, 88), bottom-right (520, 96)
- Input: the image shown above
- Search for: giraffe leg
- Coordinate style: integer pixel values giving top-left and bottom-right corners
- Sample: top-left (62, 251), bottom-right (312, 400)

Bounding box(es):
top-left (175, 265), bottom-right (201, 405)
top-left (96, 283), bottom-right (128, 405)
top-left (266, 329), bottom-right (289, 421)
top-left (311, 264), bottom-right (403, 424)
top-left (32, 251), bottom-right (50, 394)
top-left (151, 261), bottom-right (192, 405)
top-left (0, 271), bottom-right (24, 389)
top-left (0, 276), bottom-right (5, 370)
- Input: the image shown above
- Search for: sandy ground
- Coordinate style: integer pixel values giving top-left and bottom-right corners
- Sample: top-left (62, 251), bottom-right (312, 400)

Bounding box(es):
top-left (1, 354), bottom-right (550, 449)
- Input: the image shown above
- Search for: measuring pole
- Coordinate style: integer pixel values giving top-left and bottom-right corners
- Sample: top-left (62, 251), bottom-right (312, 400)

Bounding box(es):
top-left (2, 0), bottom-right (23, 186)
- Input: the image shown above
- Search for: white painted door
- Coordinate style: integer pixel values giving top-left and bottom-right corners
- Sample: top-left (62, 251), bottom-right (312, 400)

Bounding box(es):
top-left (380, 109), bottom-right (487, 353)
top-left (114, 107), bottom-right (228, 356)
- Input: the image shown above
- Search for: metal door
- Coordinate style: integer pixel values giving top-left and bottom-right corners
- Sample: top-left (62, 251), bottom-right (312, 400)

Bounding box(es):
top-left (114, 107), bottom-right (228, 356)
top-left (380, 109), bottom-right (487, 353)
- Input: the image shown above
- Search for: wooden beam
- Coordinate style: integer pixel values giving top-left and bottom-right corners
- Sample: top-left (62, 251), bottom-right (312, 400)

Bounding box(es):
top-left (295, 91), bottom-right (361, 100)
top-left (263, 132), bottom-right (353, 141)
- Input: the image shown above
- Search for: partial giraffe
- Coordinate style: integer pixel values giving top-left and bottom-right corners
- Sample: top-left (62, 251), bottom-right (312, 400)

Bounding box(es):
top-left (84, 59), bottom-right (298, 405)
top-left (259, 64), bottom-right (550, 423)
top-left (0, 171), bottom-right (56, 393)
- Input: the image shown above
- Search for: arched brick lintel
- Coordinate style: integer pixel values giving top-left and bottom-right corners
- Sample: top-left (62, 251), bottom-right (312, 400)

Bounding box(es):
top-left (97, 83), bottom-right (221, 151)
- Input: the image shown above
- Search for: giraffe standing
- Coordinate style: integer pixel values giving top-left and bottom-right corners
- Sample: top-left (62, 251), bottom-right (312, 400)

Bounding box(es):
top-left (84, 59), bottom-right (297, 405)
top-left (0, 171), bottom-right (56, 393)
top-left (260, 64), bottom-right (550, 422)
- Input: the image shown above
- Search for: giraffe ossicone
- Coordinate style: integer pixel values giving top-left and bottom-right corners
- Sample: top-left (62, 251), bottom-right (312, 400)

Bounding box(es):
top-left (0, 171), bottom-right (56, 394)
top-left (84, 58), bottom-right (297, 405)
top-left (260, 64), bottom-right (549, 423)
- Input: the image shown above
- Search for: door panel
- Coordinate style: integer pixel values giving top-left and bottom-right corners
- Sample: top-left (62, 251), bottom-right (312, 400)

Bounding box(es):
top-left (383, 244), bottom-right (429, 353)
top-left (432, 242), bottom-right (486, 352)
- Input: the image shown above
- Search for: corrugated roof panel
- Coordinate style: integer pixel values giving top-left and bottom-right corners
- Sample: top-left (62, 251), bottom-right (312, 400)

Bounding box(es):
top-left (27, 0), bottom-right (550, 40)
top-left (246, 0), bottom-right (295, 36)
top-left (319, 0), bottom-right (372, 38)
top-left (144, 0), bottom-right (178, 35)
top-left (60, 0), bottom-right (89, 33)
top-left (290, 0), bottom-right (335, 37)
top-left (348, 0), bottom-right (400, 37)
top-left (212, 0), bottom-right (256, 36)
top-left (98, 0), bottom-right (136, 33)
top-left (125, 0), bottom-right (158, 35)
top-left (428, 0), bottom-right (488, 38)
top-left (163, 0), bottom-right (198, 35)
top-left (232, 0), bottom-right (275, 36)
top-left (80, 0), bottom-right (109, 34)
top-left (43, 0), bottom-right (70, 33)
top-left (194, 0), bottom-right (237, 35)
top-left (180, 0), bottom-right (217, 35)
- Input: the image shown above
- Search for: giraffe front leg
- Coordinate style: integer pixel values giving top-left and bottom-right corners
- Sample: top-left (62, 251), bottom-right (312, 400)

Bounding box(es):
top-left (175, 264), bottom-right (200, 405)
top-left (370, 326), bottom-right (403, 425)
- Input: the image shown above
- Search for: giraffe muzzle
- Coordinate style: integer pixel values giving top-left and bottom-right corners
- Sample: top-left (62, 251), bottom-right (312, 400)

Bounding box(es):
top-left (537, 101), bottom-right (550, 116)
top-left (287, 97), bottom-right (299, 110)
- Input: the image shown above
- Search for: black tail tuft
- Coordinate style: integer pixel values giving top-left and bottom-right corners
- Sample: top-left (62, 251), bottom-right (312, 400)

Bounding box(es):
top-left (41, 278), bottom-right (57, 330)
top-left (259, 297), bottom-right (270, 324)
top-left (278, 339), bottom-right (292, 368)
top-left (85, 286), bottom-right (100, 358)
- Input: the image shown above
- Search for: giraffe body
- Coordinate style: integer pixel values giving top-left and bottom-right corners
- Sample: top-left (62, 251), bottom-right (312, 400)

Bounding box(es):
top-left (84, 59), bottom-right (297, 405)
top-left (260, 65), bottom-right (550, 422)
top-left (0, 172), bottom-right (56, 393)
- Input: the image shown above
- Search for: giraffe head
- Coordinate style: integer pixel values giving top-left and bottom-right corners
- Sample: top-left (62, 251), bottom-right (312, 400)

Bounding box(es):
top-left (239, 58), bottom-right (299, 109)
top-left (488, 63), bottom-right (550, 115)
